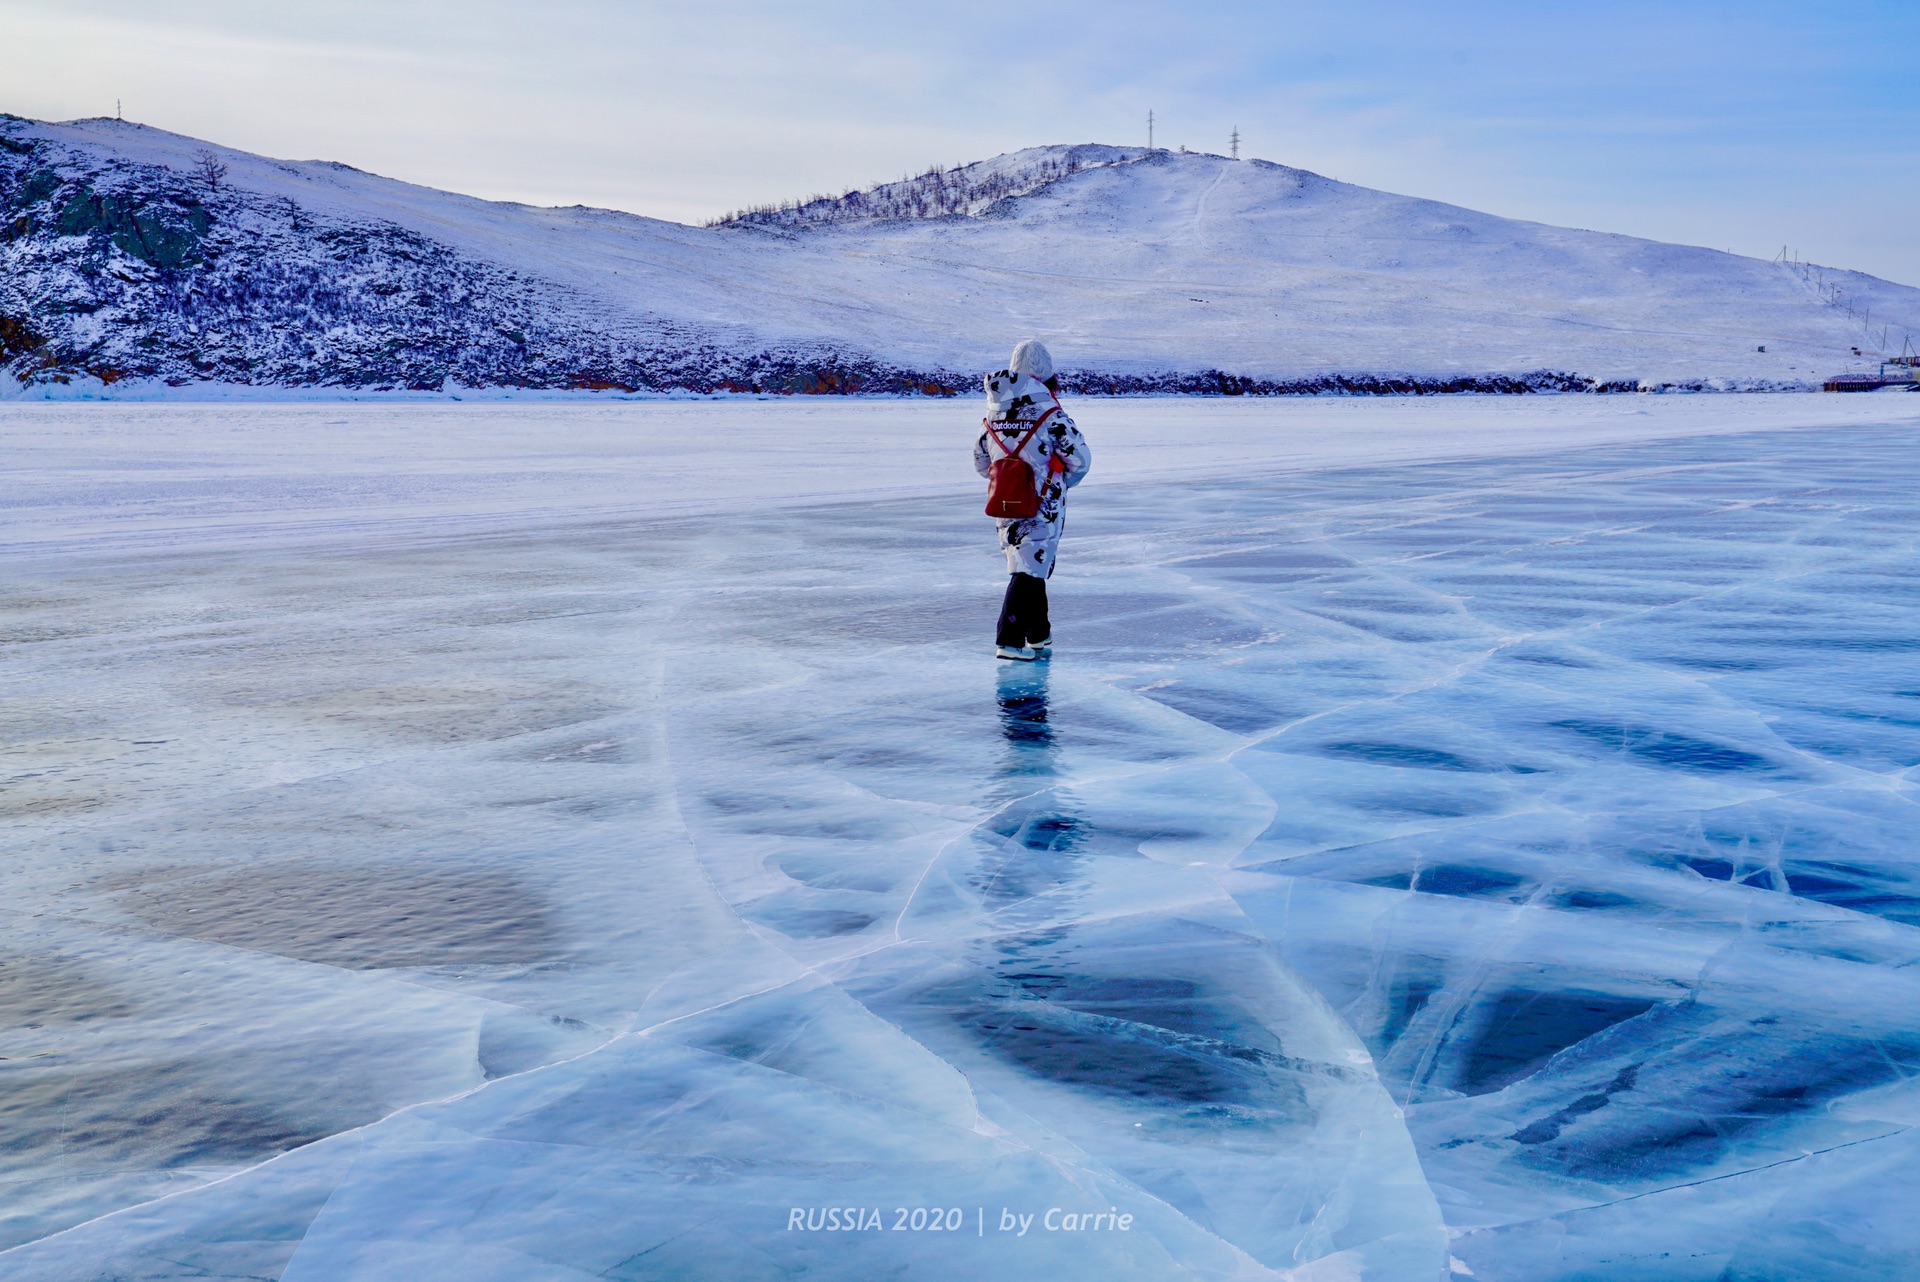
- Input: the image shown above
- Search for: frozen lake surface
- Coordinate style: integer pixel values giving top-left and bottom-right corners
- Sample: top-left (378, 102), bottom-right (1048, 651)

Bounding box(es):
top-left (4, 395), bottom-right (1919, 1280)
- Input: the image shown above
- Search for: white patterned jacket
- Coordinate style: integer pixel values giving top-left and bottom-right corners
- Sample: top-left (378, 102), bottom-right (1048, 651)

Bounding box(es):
top-left (972, 370), bottom-right (1091, 578)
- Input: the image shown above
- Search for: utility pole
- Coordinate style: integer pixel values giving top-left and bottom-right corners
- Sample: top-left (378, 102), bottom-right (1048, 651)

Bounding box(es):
top-left (116, 98), bottom-right (122, 121)
top-left (1230, 126), bottom-right (1240, 160)
top-left (1147, 110), bottom-right (1154, 151)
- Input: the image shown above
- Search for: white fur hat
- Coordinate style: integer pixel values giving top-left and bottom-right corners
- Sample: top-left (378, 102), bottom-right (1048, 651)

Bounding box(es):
top-left (1008, 339), bottom-right (1055, 383)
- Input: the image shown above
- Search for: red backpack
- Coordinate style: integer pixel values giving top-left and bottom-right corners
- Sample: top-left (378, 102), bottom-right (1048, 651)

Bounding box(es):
top-left (983, 406), bottom-right (1058, 519)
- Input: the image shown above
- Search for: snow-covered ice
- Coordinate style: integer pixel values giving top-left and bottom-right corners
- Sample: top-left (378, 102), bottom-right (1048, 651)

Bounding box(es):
top-left (4, 394), bottom-right (1920, 1280)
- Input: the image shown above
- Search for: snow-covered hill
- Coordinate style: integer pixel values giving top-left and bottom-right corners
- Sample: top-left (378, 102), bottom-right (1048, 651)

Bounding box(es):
top-left (3, 114), bottom-right (1915, 395)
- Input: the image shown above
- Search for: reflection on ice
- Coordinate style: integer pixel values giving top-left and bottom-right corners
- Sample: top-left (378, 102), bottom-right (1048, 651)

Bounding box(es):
top-left (996, 664), bottom-right (1056, 761)
top-left (4, 413), bottom-right (1919, 1279)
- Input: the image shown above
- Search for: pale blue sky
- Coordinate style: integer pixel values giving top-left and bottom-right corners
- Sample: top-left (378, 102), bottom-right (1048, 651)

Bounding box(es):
top-left (7, 1), bottom-right (1916, 282)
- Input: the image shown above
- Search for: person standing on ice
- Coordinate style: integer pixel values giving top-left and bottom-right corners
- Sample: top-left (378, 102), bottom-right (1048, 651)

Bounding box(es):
top-left (975, 339), bottom-right (1090, 661)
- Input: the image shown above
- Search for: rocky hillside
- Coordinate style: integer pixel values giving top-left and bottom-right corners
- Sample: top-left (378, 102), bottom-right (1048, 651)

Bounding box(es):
top-left (0, 117), bottom-right (942, 394)
top-left (4, 114), bottom-right (1917, 396)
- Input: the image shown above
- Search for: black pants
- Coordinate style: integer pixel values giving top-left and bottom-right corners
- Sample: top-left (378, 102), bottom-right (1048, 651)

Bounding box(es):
top-left (996, 573), bottom-right (1050, 647)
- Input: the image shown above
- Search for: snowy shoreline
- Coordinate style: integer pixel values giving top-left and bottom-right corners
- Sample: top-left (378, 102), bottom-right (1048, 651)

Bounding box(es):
top-left (0, 372), bottom-right (1836, 404)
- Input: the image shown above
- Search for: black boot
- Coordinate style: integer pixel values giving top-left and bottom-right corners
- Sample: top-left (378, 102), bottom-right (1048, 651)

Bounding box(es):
top-left (996, 574), bottom-right (1051, 658)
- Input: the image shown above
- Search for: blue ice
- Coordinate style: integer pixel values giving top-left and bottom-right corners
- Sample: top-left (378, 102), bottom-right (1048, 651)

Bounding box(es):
top-left (3, 411), bottom-right (1918, 1280)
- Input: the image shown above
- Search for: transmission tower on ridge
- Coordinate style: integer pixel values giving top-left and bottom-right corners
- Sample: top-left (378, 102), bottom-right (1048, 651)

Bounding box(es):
top-left (1230, 126), bottom-right (1240, 160)
top-left (1148, 110), bottom-right (1155, 150)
